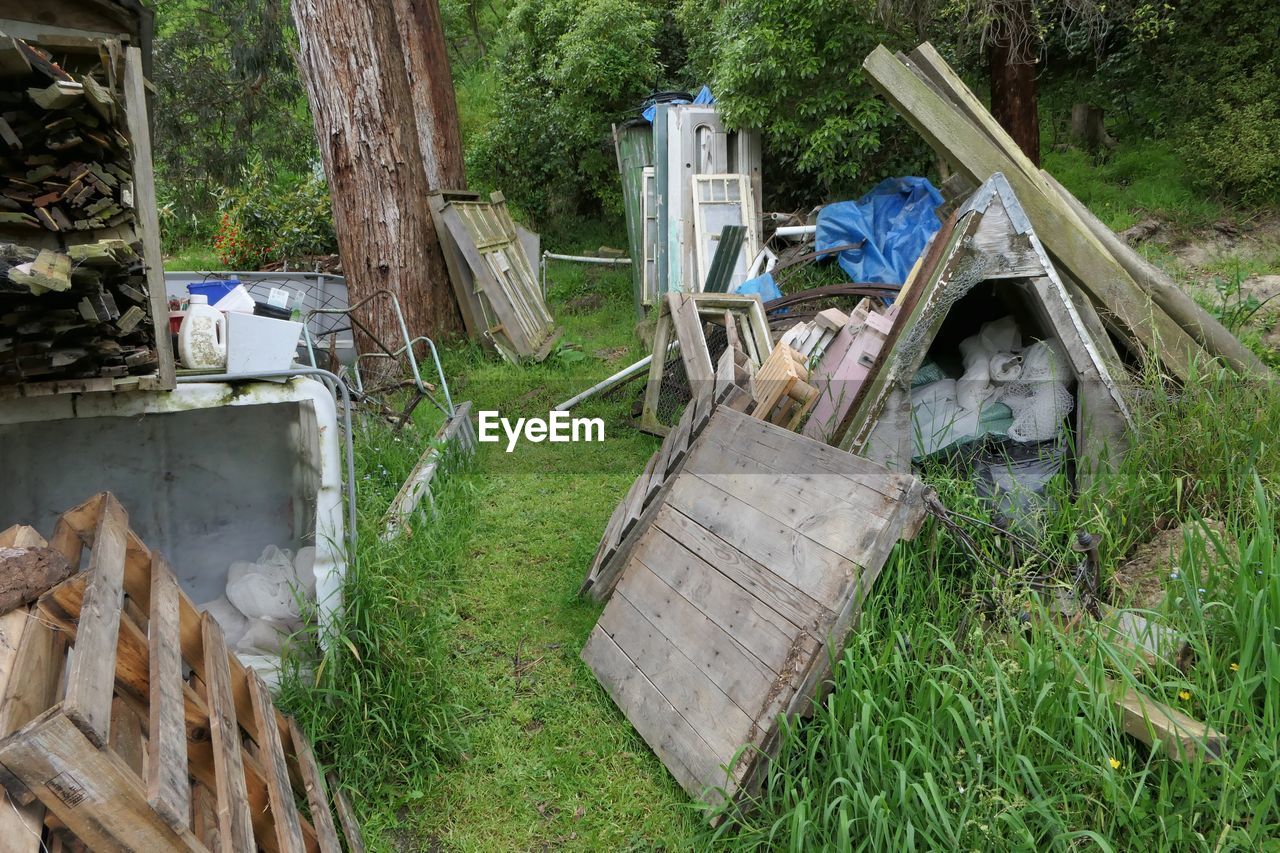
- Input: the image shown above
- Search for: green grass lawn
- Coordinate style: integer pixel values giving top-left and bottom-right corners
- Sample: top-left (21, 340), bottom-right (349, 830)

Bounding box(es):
top-left (273, 171), bottom-right (1280, 851)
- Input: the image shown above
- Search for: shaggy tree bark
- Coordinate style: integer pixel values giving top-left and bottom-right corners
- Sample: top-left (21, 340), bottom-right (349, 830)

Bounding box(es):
top-left (987, 0), bottom-right (1040, 166)
top-left (291, 0), bottom-right (464, 350)
top-left (390, 0), bottom-right (468, 191)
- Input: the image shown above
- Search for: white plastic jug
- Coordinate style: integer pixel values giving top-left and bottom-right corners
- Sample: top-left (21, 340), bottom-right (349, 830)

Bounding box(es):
top-left (178, 294), bottom-right (227, 369)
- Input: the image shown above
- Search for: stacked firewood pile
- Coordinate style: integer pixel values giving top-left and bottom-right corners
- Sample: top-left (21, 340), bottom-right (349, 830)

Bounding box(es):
top-left (0, 36), bottom-right (158, 386)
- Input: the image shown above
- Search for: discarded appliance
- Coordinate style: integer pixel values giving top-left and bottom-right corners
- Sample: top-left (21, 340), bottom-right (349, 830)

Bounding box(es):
top-left (0, 37), bottom-right (173, 396)
top-left (0, 377), bottom-right (348, 684)
top-left (428, 189), bottom-right (560, 363)
top-left (0, 495), bottom-right (364, 851)
top-left (640, 291), bottom-right (771, 434)
top-left (581, 376), bottom-right (927, 813)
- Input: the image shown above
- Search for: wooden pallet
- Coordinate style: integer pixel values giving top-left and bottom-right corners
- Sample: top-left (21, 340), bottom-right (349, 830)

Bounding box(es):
top-left (747, 343), bottom-right (816, 430)
top-left (0, 494), bottom-right (364, 852)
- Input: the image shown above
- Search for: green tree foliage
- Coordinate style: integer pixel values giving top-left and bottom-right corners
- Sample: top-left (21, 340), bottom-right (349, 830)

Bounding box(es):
top-left (212, 158), bottom-right (336, 268)
top-left (151, 0), bottom-right (317, 238)
top-left (470, 0), bottom-right (668, 223)
top-left (680, 0), bottom-right (931, 203)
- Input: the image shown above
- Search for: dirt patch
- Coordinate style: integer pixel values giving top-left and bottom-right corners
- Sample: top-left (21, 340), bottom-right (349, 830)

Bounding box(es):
top-left (564, 292), bottom-right (605, 314)
top-left (592, 345), bottom-right (629, 363)
top-left (1111, 520), bottom-right (1229, 608)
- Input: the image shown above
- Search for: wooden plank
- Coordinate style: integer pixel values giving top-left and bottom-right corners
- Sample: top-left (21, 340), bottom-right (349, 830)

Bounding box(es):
top-left (665, 411), bottom-right (693, 476)
top-left (427, 193), bottom-right (485, 343)
top-left (581, 626), bottom-right (726, 804)
top-left (250, 674), bottom-right (307, 853)
top-left (288, 718), bottom-right (343, 853)
top-left (1092, 676), bottom-right (1225, 761)
top-left (663, 473), bottom-right (857, 605)
top-left (0, 710), bottom-right (204, 851)
top-left (861, 46), bottom-right (1205, 380)
top-left (0, 526), bottom-right (45, 548)
top-left (327, 776), bottom-right (367, 853)
top-left (0, 608), bottom-right (57, 846)
top-left (148, 552), bottom-right (192, 832)
top-left (631, 525), bottom-right (805, 670)
top-left (62, 494), bottom-right (129, 747)
top-left (598, 592), bottom-right (756, 769)
top-left (640, 313), bottom-right (673, 433)
top-left (668, 293), bottom-right (714, 382)
top-left (202, 613), bottom-right (258, 853)
top-left (192, 783), bottom-right (222, 851)
top-left (652, 505), bottom-right (830, 631)
top-left (615, 561), bottom-right (776, 713)
top-left (122, 46), bottom-right (175, 390)
top-left (109, 696), bottom-right (146, 776)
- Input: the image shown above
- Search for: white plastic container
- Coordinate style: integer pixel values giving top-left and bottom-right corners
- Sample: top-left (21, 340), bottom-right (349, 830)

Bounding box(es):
top-left (225, 312), bottom-right (303, 375)
top-left (178, 294), bottom-right (227, 369)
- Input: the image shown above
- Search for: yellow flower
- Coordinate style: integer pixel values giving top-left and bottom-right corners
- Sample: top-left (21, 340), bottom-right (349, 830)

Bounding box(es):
top-left (1178, 690), bottom-right (1191, 701)
top-left (1230, 663), bottom-right (1240, 672)
top-left (1109, 757), bottom-right (1121, 769)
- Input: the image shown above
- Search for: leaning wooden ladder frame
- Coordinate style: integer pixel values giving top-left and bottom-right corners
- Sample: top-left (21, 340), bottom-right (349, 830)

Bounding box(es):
top-left (0, 494), bottom-right (364, 852)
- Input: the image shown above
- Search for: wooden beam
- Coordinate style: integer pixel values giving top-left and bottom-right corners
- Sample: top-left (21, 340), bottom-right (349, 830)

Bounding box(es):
top-left (202, 613), bottom-right (258, 853)
top-left (147, 552), bottom-right (192, 833)
top-left (61, 494), bottom-right (128, 747)
top-left (862, 45), bottom-right (1209, 380)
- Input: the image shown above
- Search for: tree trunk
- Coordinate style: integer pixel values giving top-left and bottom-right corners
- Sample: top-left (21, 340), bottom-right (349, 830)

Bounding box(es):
top-left (390, 0), bottom-right (469, 191)
top-left (1069, 103), bottom-right (1116, 153)
top-left (291, 0), bottom-right (463, 353)
top-left (987, 0), bottom-right (1040, 166)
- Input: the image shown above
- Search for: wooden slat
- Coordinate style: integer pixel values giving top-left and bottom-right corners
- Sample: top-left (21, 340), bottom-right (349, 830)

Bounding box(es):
top-left (108, 696), bottom-right (145, 776)
top-left (148, 552), bottom-right (192, 832)
top-left (861, 45), bottom-right (1206, 380)
top-left (0, 526), bottom-right (45, 548)
top-left (0, 710), bottom-right (204, 850)
top-left (250, 674), bottom-right (307, 853)
top-left (1093, 676), bottom-right (1225, 761)
top-left (202, 613), bottom-right (257, 853)
top-left (288, 718), bottom-right (343, 853)
top-left (122, 46), bottom-right (175, 390)
top-left (598, 592), bottom-right (755, 768)
top-left (192, 783), bottom-right (222, 850)
top-left (581, 627), bottom-right (727, 804)
top-left (62, 494), bottom-right (129, 747)
top-left (0, 608), bottom-right (59, 847)
top-left (327, 776), bottom-right (367, 853)
top-left (669, 293), bottom-right (715, 382)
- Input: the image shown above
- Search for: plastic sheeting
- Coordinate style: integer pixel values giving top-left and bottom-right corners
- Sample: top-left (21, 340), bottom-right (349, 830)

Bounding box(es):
top-left (731, 270), bottom-right (783, 302)
top-left (642, 85), bottom-right (714, 123)
top-left (815, 176), bottom-right (943, 286)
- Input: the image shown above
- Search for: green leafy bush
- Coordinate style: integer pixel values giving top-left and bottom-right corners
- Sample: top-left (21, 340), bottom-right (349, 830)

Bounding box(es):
top-left (684, 0), bottom-right (931, 203)
top-left (470, 0), bottom-right (665, 222)
top-left (1183, 74), bottom-right (1280, 205)
top-left (212, 158), bottom-right (336, 269)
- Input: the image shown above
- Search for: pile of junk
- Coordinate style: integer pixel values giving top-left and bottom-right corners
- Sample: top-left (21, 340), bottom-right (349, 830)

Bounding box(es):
top-left (595, 43), bottom-right (1269, 533)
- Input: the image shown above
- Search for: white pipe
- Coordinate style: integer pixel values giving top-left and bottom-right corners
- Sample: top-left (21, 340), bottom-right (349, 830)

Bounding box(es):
top-left (774, 225), bottom-right (817, 238)
top-left (553, 341), bottom-right (678, 411)
top-left (542, 252), bottom-right (632, 265)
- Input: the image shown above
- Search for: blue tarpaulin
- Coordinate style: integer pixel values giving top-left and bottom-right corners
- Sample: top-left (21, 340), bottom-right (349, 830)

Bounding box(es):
top-left (642, 86), bottom-right (714, 123)
top-left (815, 177), bottom-right (944, 287)
top-left (731, 271), bottom-right (783, 302)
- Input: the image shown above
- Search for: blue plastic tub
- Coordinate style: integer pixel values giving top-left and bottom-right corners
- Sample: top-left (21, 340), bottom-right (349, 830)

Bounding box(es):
top-left (187, 279), bottom-right (241, 306)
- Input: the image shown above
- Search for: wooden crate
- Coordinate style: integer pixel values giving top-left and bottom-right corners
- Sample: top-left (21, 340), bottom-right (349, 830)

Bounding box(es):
top-left (0, 494), bottom-right (364, 851)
